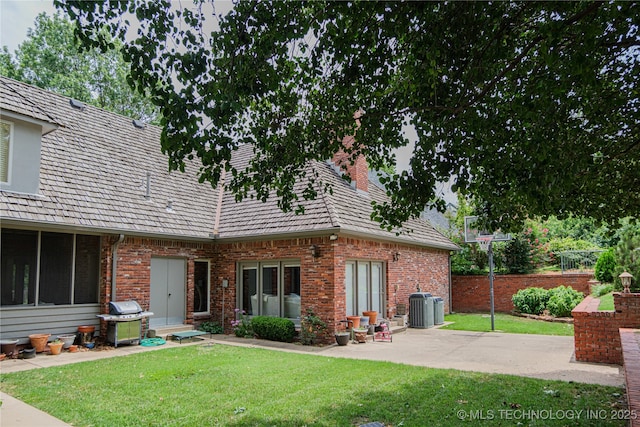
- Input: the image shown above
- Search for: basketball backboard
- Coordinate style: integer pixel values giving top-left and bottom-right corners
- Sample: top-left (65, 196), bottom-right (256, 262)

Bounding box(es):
top-left (463, 216), bottom-right (511, 243)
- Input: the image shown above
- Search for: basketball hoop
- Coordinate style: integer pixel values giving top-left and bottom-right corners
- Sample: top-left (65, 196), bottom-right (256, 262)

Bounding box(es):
top-left (476, 235), bottom-right (493, 252)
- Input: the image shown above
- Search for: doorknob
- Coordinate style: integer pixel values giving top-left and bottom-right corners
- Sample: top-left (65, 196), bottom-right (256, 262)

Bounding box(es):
top-left (168, 293), bottom-right (172, 297)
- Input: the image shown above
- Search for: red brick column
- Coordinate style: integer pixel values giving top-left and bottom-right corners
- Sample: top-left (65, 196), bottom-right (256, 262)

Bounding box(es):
top-left (620, 328), bottom-right (640, 427)
top-left (572, 293), bottom-right (640, 365)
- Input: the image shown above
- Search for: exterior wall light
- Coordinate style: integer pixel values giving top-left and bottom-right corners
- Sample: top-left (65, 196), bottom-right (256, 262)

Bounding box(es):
top-left (619, 271), bottom-right (633, 294)
top-left (393, 252), bottom-right (400, 262)
top-left (310, 245), bottom-right (319, 258)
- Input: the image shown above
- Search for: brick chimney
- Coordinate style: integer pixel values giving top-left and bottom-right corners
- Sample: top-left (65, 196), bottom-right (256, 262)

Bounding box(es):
top-left (332, 135), bottom-right (368, 193)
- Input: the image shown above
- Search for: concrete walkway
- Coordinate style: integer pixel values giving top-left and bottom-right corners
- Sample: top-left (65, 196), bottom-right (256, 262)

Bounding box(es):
top-left (0, 328), bottom-right (625, 426)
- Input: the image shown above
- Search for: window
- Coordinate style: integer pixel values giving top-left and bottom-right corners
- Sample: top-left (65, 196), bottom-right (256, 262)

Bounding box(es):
top-left (0, 120), bottom-right (12, 183)
top-left (345, 261), bottom-right (385, 316)
top-left (193, 260), bottom-right (210, 313)
top-left (0, 229), bottom-right (100, 306)
top-left (238, 261), bottom-right (301, 319)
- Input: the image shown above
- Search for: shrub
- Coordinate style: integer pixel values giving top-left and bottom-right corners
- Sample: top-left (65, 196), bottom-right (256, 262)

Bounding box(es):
top-left (591, 283), bottom-right (614, 297)
top-left (546, 286), bottom-right (584, 317)
top-left (231, 309), bottom-right (254, 338)
top-left (503, 236), bottom-right (534, 274)
top-left (512, 287), bottom-right (549, 315)
top-left (198, 321), bottom-right (224, 334)
top-left (594, 248), bottom-right (616, 283)
top-left (300, 308), bottom-right (327, 345)
top-left (250, 316), bottom-right (296, 343)
top-left (613, 226), bottom-right (640, 291)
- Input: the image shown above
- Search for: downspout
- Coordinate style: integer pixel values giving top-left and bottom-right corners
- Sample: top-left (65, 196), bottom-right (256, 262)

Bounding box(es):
top-left (448, 251), bottom-right (453, 314)
top-left (111, 234), bottom-right (125, 302)
top-left (213, 168), bottom-right (226, 326)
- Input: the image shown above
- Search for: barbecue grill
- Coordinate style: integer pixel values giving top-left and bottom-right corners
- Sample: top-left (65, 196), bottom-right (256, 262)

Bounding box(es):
top-left (97, 301), bottom-right (153, 347)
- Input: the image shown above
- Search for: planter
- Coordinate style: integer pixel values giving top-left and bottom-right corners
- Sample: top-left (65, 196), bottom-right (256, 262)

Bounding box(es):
top-left (360, 316), bottom-right (369, 328)
top-left (0, 339), bottom-right (19, 357)
top-left (29, 334), bottom-right (51, 353)
top-left (363, 311), bottom-right (378, 325)
top-left (57, 334), bottom-right (76, 349)
top-left (68, 345), bottom-right (79, 353)
top-left (346, 316), bottom-right (361, 329)
top-left (78, 325), bottom-right (95, 345)
top-left (335, 333), bottom-right (350, 346)
top-left (20, 348), bottom-right (36, 359)
top-left (353, 328), bottom-right (368, 343)
top-left (48, 341), bottom-right (64, 355)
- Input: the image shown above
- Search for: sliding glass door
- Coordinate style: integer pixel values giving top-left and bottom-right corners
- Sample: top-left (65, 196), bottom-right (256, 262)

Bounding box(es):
top-left (345, 261), bottom-right (385, 316)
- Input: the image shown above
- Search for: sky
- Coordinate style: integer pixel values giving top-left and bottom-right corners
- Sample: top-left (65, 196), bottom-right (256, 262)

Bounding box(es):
top-left (0, 0), bottom-right (57, 53)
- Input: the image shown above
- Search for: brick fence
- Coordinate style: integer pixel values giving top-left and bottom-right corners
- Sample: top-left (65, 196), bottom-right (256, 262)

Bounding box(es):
top-left (452, 274), bottom-right (593, 313)
top-left (572, 293), bottom-right (640, 365)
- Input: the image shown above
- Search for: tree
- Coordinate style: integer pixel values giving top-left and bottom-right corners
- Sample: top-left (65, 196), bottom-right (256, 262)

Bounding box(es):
top-left (1, 12), bottom-right (158, 123)
top-left (55, 1), bottom-right (639, 231)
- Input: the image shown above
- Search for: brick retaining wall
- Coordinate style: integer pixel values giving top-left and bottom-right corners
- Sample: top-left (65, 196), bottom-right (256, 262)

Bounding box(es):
top-left (572, 293), bottom-right (640, 365)
top-left (452, 274), bottom-right (592, 313)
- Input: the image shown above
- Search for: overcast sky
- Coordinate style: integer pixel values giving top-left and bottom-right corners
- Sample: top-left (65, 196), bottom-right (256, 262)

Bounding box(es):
top-left (1, 0), bottom-right (57, 53)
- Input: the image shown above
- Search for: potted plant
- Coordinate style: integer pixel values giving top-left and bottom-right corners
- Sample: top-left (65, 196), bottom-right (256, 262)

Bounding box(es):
top-left (48, 339), bottom-right (64, 355)
top-left (57, 334), bottom-right (76, 349)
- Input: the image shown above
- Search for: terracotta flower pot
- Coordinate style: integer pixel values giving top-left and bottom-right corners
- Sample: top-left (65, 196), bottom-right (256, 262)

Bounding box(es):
top-left (68, 345), bottom-right (78, 353)
top-left (48, 341), bottom-right (63, 355)
top-left (346, 316), bottom-right (360, 329)
top-left (29, 334), bottom-right (51, 353)
top-left (363, 311), bottom-right (378, 325)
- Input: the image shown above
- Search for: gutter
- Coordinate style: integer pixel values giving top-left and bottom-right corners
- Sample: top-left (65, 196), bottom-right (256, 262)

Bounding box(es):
top-left (111, 234), bottom-right (125, 301)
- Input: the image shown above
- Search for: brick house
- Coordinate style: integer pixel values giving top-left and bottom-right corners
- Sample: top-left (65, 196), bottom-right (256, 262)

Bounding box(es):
top-left (0, 76), bottom-right (457, 344)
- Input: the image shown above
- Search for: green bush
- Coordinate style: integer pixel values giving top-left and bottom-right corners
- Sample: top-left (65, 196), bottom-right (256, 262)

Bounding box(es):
top-left (546, 286), bottom-right (584, 317)
top-left (250, 316), bottom-right (296, 343)
top-left (198, 321), bottom-right (224, 334)
top-left (591, 283), bottom-right (614, 297)
top-left (503, 236), bottom-right (534, 274)
top-left (594, 248), bottom-right (616, 283)
top-left (512, 287), bottom-right (549, 315)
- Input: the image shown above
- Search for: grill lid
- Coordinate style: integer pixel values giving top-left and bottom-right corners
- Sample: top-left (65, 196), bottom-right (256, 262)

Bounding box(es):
top-left (109, 300), bottom-right (142, 315)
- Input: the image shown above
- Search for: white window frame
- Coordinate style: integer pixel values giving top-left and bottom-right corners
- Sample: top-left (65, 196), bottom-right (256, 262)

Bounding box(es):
top-left (0, 120), bottom-right (14, 184)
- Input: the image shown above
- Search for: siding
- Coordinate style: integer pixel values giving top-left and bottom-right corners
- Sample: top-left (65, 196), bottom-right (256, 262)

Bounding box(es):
top-left (0, 304), bottom-right (100, 344)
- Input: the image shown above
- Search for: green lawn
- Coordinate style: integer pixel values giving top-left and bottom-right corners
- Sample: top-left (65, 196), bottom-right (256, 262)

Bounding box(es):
top-left (441, 312), bottom-right (575, 336)
top-left (0, 345), bottom-right (625, 426)
top-left (598, 292), bottom-right (614, 311)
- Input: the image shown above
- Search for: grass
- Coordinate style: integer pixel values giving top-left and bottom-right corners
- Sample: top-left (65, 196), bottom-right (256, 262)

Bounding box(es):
top-left (598, 292), bottom-right (615, 311)
top-left (0, 344), bottom-right (625, 426)
top-left (441, 312), bottom-right (575, 336)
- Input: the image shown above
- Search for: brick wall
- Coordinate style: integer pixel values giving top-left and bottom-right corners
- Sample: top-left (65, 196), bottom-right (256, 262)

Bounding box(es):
top-left (98, 233), bottom-right (450, 344)
top-left (452, 274), bottom-right (593, 313)
top-left (214, 236), bottom-right (450, 342)
top-left (100, 235), bottom-right (215, 335)
top-left (573, 293), bottom-right (640, 364)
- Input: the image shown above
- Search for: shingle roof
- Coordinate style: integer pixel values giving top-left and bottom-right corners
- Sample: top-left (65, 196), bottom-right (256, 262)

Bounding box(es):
top-left (0, 76), bottom-right (218, 240)
top-left (0, 76), bottom-right (457, 250)
top-left (217, 144), bottom-right (458, 250)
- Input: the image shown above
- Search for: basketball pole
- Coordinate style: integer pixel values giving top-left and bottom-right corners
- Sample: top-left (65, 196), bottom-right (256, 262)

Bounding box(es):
top-left (488, 240), bottom-right (495, 331)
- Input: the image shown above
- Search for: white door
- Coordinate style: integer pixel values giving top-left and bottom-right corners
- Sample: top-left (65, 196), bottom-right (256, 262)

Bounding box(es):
top-left (150, 258), bottom-right (185, 328)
